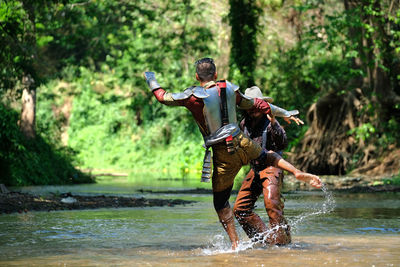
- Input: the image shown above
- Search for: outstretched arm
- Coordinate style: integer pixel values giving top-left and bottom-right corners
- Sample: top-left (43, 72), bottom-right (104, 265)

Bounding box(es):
top-left (269, 103), bottom-right (304, 125)
top-left (237, 93), bottom-right (302, 125)
top-left (275, 157), bottom-right (322, 188)
top-left (143, 71), bottom-right (184, 106)
top-left (259, 150), bottom-right (322, 189)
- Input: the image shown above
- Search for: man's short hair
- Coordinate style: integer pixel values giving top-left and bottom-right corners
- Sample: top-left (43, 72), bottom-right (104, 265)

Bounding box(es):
top-left (195, 58), bottom-right (216, 82)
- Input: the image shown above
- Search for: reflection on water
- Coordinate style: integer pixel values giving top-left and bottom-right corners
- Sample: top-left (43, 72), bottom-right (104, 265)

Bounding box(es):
top-left (1, 177), bottom-right (399, 266)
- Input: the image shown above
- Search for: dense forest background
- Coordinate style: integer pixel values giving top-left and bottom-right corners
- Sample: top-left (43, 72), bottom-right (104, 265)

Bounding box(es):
top-left (1, 0), bottom-right (399, 186)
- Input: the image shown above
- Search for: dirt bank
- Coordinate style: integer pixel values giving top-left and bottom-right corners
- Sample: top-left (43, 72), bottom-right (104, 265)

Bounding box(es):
top-left (0, 191), bottom-right (195, 215)
top-left (283, 174), bottom-right (400, 192)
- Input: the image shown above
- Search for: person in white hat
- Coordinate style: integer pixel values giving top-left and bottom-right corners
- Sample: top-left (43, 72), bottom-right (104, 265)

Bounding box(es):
top-left (243, 86), bottom-right (303, 125)
top-left (234, 86), bottom-right (302, 245)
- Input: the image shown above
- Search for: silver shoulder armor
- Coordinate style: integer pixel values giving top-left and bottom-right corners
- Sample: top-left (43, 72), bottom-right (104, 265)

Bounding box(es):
top-left (226, 81), bottom-right (240, 92)
top-left (192, 86), bottom-right (209, 98)
top-left (270, 103), bottom-right (299, 117)
top-left (171, 87), bottom-right (194, 100)
top-left (171, 86), bottom-right (209, 100)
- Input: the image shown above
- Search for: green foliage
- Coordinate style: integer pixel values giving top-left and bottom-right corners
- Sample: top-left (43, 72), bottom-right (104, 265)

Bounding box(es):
top-left (2, 0), bottom-right (400, 185)
top-left (0, 0), bottom-right (63, 94)
top-left (382, 116), bottom-right (400, 146)
top-left (348, 123), bottom-right (376, 142)
top-left (257, 4), bottom-right (355, 112)
top-left (286, 124), bottom-right (309, 152)
top-left (40, 0), bottom-right (214, 78)
top-left (0, 0), bottom-right (27, 94)
top-left (382, 172), bottom-right (400, 186)
top-left (0, 104), bottom-right (92, 186)
top-left (228, 0), bottom-right (262, 87)
top-left (49, 66), bottom-right (206, 178)
top-left (254, 14), bottom-right (354, 142)
top-left (255, 0), bottom-right (400, 155)
top-left (42, 0), bottom-right (217, 176)
top-left (1, 0), bottom-right (220, 184)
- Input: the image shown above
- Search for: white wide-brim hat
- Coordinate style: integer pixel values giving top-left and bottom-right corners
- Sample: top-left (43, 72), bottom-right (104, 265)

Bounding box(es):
top-left (244, 86), bottom-right (274, 103)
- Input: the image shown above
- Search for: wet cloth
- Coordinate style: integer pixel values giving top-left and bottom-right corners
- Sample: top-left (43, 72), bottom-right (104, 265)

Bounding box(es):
top-left (233, 167), bottom-right (291, 244)
top-left (234, 114), bottom-right (291, 244)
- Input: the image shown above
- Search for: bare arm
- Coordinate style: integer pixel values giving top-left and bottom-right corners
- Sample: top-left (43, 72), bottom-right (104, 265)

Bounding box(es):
top-left (275, 157), bottom-right (323, 189)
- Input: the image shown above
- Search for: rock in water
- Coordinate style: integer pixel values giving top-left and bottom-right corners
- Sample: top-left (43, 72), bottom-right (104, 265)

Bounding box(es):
top-left (61, 196), bottom-right (77, 204)
top-left (0, 184), bottom-right (9, 194)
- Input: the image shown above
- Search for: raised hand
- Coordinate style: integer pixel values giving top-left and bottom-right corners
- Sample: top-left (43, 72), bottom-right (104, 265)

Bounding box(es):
top-left (283, 116), bottom-right (304, 125)
top-left (266, 114), bottom-right (276, 125)
top-left (143, 71), bottom-right (161, 91)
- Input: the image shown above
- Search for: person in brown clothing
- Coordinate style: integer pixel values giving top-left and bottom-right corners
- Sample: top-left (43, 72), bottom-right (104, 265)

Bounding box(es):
top-left (234, 86), bottom-right (304, 245)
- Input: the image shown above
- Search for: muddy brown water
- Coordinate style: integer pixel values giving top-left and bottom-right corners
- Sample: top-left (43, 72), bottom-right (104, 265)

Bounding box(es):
top-left (0, 176), bottom-right (399, 266)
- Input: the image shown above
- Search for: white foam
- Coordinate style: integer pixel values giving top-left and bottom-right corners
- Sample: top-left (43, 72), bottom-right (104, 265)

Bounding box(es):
top-left (200, 235), bottom-right (256, 255)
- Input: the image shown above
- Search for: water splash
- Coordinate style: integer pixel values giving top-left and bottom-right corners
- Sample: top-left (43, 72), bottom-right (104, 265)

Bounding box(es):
top-left (201, 235), bottom-right (256, 255)
top-left (201, 235), bottom-right (234, 255)
top-left (247, 184), bottom-right (336, 246)
top-left (289, 184), bottom-right (336, 230)
top-left (201, 184), bottom-right (336, 254)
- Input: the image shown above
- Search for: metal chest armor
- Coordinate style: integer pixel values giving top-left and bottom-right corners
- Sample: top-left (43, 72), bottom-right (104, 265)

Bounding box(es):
top-left (203, 81), bottom-right (239, 135)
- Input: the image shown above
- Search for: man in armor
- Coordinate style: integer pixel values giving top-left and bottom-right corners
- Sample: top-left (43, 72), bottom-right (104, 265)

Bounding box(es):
top-left (234, 86), bottom-right (299, 246)
top-left (143, 58), bottom-right (322, 249)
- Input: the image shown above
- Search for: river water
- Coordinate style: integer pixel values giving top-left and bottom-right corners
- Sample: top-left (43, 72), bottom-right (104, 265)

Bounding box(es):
top-left (0, 176), bottom-right (399, 266)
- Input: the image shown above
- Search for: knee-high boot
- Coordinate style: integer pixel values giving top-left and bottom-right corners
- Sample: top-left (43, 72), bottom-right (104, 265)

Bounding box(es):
top-left (234, 211), bottom-right (268, 241)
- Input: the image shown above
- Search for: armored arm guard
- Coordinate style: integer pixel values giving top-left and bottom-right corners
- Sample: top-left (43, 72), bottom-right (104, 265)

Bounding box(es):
top-left (269, 103), bottom-right (299, 118)
top-left (143, 71), bottom-right (161, 91)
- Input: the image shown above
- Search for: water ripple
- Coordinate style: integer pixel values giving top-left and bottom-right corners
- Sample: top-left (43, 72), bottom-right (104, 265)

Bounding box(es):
top-left (355, 227), bottom-right (400, 233)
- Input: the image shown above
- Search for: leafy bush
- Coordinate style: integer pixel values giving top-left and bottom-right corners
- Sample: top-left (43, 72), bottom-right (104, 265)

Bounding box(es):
top-left (61, 68), bottom-right (205, 177)
top-left (0, 104), bottom-right (92, 186)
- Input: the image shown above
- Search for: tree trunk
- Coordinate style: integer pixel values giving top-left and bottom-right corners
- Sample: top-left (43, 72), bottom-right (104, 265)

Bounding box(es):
top-left (368, 0), bottom-right (400, 111)
top-left (228, 0), bottom-right (261, 87)
top-left (19, 0), bottom-right (37, 139)
top-left (20, 75), bottom-right (36, 139)
top-left (343, 0), bottom-right (365, 89)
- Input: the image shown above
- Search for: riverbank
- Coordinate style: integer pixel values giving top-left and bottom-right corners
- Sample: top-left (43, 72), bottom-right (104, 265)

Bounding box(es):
top-left (0, 190), bottom-right (195, 215)
top-left (1, 174), bottom-right (399, 215)
top-left (285, 174), bottom-right (400, 192)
